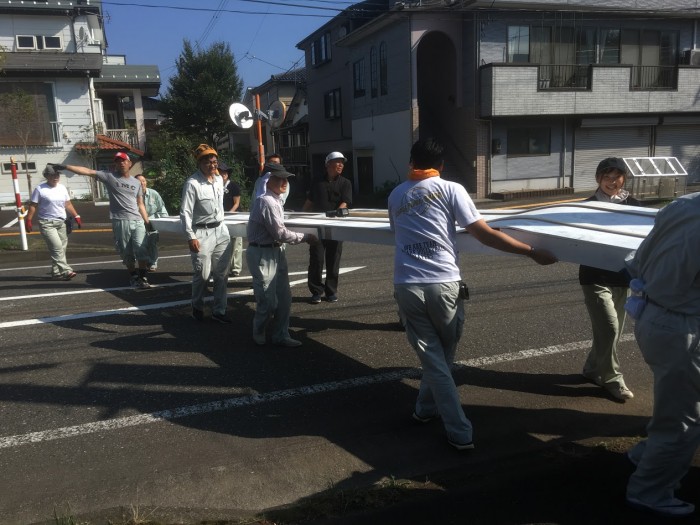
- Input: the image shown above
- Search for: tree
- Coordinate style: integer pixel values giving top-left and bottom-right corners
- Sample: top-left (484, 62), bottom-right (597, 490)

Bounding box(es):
top-left (0, 88), bottom-right (39, 196)
top-left (160, 40), bottom-right (243, 146)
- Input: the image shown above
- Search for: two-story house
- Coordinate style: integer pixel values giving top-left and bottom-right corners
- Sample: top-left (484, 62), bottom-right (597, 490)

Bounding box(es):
top-left (297, 0), bottom-right (391, 187)
top-left (0, 0), bottom-right (160, 202)
top-left (304, 0), bottom-right (700, 199)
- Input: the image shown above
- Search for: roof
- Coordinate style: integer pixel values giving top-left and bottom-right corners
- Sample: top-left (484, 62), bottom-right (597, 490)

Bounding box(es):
top-left (1, 52), bottom-right (102, 77)
top-left (74, 134), bottom-right (144, 158)
top-left (0, 0), bottom-right (101, 15)
top-left (94, 64), bottom-right (161, 96)
top-left (250, 67), bottom-right (306, 94)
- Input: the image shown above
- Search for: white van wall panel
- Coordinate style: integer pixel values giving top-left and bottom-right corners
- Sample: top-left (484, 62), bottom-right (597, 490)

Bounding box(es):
top-left (655, 125), bottom-right (700, 184)
top-left (574, 127), bottom-right (651, 191)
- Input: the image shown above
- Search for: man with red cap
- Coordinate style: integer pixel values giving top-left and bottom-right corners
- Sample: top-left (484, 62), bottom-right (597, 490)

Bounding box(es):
top-left (49, 151), bottom-right (152, 289)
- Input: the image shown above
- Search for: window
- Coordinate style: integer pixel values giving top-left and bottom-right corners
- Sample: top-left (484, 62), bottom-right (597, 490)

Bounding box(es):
top-left (507, 26), bottom-right (530, 63)
top-left (507, 127), bottom-right (551, 156)
top-left (310, 32), bottom-right (331, 66)
top-left (353, 59), bottom-right (366, 98)
top-left (1, 161), bottom-right (37, 174)
top-left (0, 82), bottom-right (58, 147)
top-left (599, 29), bottom-right (620, 63)
top-left (379, 42), bottom-right (388, 95)
top-left (15, 35), bottom-right (62, 51)
top-left (324, 88), bottom-right (341, 119)
top-left (370, 47), bottom-right (378, 98)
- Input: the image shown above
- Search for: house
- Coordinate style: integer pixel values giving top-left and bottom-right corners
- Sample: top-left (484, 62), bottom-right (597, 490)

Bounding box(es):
top-left (0, 0), bottom-right (160, 202)
top-left (302, 0), bottom-right (700, 199)
top-left (296, 0), bottom-right (392, 188)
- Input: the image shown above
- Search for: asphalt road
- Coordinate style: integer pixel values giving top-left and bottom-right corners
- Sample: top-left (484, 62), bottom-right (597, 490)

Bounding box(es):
top-left (0, 205), bottom-right (698, 525)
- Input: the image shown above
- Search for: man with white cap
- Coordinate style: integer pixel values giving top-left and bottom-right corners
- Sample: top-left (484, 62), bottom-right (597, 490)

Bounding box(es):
top-left (49, 151), bottom-right (152, 289)
top-left (303, 151), bottom-right (352, 304)
top-left (247, 163), bottom-right (318, 346)
top-left (180, 144), bottom-right (232, 323)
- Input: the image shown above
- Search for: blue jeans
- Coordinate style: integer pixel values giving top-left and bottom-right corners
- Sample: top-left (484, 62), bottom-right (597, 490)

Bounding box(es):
top-left (394, 281), bottom-right (472, 444)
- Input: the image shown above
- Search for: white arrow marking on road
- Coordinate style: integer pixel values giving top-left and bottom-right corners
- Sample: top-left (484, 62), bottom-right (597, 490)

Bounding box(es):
top-left (0, 267), bottom-right (365, 328)
top-left (0, 334), bottom-right (634, 449)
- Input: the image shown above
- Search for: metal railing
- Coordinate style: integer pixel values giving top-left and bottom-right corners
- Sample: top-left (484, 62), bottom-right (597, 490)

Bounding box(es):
top-left (630, 66), bottom-right (677, 90)
top-left (104, 129), bottom-right (139, 149)
top-left (538, 64), bottom-right (591, 90)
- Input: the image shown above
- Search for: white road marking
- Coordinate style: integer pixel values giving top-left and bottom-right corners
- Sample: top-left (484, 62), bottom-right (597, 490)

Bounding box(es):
top-left (0, 254), bottom-right (190, 272)
top-left (0, 334), bottom-right (633, 449)
top-left (0, 270), bottom-right (309, 302)
top-left (0, 267), bottom-right (365, 328)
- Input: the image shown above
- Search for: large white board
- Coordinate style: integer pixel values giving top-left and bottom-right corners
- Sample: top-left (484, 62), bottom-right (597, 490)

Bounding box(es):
top-left (151, 202), bottom-right (656, 272)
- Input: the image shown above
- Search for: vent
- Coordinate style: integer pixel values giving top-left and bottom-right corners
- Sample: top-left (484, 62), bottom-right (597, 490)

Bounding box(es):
top-left (683, 49), bottom-right (700, 66)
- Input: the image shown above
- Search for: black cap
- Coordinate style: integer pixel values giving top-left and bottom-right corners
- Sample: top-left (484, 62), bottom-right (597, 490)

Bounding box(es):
top-left (266, 163), bottom-right (295, 179)
top-left (596, 157), bottom-right (628, 175)
top-left (218, 161), bottom-right (231, 173)
top-left (43, 164), bottom-right (59, 177)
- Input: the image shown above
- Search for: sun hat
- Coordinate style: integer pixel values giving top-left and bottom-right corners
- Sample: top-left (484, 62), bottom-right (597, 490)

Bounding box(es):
top-left (266, 163), bottom-right (295, 179)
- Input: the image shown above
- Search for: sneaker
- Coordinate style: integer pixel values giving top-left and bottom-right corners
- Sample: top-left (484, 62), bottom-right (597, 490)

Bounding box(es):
top-left (309, 294), bottom-right (322, 304)
top-left (326, 294), bottom-right (338, 303)
top-left (626, 496), bottom-right (695, 517)
top-left (253, 332), bottom-right (266, 346)
top-left (605, 383), bottom-right (634, 401)
top-left (147, 265), bottom-right (157, 272)
top-left (62, 271), bottom-right (77, 281)
top-left (192, 308), bottom-right (204, 322)
top-left (412, 412), bottom-right (437, 424)
top-left (230, 271), bottom-right (240, 277)
top-left (135, 276), bottom-right (151, 289)
top-left (273, 337), bottom-right (302, 348)
top-left (448, 439), bottom-right (475, 451)
top-left (212, 312), bottom-right (232, 324)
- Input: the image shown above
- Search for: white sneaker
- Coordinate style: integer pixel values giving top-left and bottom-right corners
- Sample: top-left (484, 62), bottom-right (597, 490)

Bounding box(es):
top-left (605, 383), bottom-right (634, 401)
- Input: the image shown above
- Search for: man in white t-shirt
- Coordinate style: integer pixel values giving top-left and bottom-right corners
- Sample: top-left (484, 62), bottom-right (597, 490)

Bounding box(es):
top-left (388, 138), bottom-right (556, 451)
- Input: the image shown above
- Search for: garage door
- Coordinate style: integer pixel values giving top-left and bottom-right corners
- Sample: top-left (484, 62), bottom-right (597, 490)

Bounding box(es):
top-left (574, 127), bottom-right (651, 191)
top-left (655, 125), bottom-right (700, 184)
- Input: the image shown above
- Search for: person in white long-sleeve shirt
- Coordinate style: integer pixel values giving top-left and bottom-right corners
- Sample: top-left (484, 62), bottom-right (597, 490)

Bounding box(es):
top-left (246, 163), bottom-right (317, 347)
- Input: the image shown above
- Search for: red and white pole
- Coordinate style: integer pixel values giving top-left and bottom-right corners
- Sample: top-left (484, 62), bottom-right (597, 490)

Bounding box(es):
top-left (10, 156), bottom-right (28, 251)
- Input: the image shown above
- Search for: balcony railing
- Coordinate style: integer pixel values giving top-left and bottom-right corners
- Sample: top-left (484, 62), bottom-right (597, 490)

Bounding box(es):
top-left (538, 64), bottom-right (592, 90)
top-left (279, 145), bottom-right (309, 165)
top-left (630, 66), bottom-right (678, 90)
top-left (93, 122), bottom-right (140, 149)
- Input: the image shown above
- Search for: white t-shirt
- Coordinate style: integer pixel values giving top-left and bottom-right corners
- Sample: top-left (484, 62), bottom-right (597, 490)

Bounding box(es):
top-left (388, 176), bottom-right (481, 284)
top-left (30, 182), bottom-right (71, 220)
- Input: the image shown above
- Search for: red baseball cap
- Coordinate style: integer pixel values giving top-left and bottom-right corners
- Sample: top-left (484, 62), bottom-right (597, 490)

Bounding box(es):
top-left (114, 152), bottom-right (130, 162)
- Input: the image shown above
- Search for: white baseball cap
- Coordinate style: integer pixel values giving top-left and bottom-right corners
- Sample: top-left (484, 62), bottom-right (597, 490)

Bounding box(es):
top-left (325, 151), bottom-right (347, 163)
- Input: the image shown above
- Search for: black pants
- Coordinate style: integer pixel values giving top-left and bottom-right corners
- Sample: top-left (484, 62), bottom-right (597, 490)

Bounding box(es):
top-left (308, 240), bottom-right (343, 297)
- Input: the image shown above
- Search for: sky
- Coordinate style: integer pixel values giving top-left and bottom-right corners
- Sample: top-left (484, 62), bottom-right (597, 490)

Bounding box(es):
top-left (102, 0), bottom-right (353, 97)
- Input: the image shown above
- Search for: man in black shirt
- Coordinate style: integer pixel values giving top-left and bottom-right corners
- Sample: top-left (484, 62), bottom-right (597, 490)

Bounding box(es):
top-left (303, 151), bottom-right (352, 304)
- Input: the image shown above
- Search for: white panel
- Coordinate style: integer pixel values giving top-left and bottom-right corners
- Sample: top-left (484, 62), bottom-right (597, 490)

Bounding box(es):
top-left (151, 202), bottom-right (657, 273)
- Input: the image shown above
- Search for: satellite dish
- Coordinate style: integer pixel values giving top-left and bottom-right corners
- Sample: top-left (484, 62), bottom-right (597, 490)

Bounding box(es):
top-left (229, 103), bottom-right (253, 129)
top-left (268, 100), bottom-right (286, 128)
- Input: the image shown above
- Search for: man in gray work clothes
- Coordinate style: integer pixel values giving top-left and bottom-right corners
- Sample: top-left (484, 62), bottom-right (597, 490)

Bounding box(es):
top-left (625, 192), bottom-right (700, 518)
top-left (50, 151), bottom-right (152, 289)
top-left (247, 164), bottom-right (317, 347)
top-left (180, 144), bottom-right (232, 323)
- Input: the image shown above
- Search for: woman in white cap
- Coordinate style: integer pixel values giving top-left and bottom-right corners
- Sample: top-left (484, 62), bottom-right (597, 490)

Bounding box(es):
top-left (25, 164), bottom-right (81, 280)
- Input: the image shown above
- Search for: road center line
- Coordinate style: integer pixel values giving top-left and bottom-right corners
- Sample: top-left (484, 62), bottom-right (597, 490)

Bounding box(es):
top-left (0, 335), bottom-right (633, 449)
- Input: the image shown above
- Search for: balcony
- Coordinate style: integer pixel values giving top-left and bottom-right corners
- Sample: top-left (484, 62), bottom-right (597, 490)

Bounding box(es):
top-left (480, 63), bottom-right (700, 117)
top-left (94, 122), bottom-right (139, 149)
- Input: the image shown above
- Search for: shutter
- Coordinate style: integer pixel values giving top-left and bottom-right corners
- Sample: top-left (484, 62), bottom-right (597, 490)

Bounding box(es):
top-left (655, 125), bottom-right (700, 184)
top-left (574, 127), bottom-right (651, 191)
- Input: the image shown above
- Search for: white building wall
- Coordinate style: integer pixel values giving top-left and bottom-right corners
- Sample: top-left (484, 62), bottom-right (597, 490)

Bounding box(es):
top-left (352, 110), bottom-right (413, 190)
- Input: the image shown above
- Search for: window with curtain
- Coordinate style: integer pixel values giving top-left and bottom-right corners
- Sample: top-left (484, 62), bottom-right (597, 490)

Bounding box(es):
top-left (0, 82), bottom-right (56, 146)
top-left (370, 47), bottom-right (378, 98)
top-left (507, 25), bottom-right (530, 62)
top-left (379, 42), bottom-right (388, 95)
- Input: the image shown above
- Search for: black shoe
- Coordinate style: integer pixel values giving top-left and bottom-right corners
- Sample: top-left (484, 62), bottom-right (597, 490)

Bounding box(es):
top-left (326, 294), bottom-right (338, 303)
top-left (412, 412), bottom-right (437, 424)
top-left (448, 439), bottom-right (475, 451)
top-left (212, 312), bottom-right (232, 324)
top-left (192, 308), bottom-right (204, 321)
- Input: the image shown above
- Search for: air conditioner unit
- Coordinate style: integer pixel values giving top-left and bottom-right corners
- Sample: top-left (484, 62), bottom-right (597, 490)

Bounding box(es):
top-left (683, 49), bottom-right (700, 66)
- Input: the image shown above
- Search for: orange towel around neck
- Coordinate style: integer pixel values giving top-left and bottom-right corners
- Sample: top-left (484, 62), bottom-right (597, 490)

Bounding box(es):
top-left (408, 168), bottom-right (440, 181)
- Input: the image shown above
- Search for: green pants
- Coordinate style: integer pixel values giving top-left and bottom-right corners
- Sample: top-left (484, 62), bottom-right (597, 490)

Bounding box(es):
top-left (581, 284), bottom-right (629, 387)
top-left (39, 218), bottom-right (72, 278)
